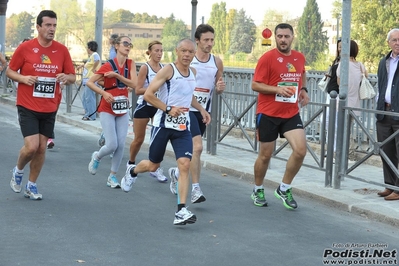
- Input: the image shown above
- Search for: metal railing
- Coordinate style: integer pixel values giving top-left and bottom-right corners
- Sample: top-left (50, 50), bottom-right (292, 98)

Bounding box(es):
top-left (2, 65), bottom-right (397, 192)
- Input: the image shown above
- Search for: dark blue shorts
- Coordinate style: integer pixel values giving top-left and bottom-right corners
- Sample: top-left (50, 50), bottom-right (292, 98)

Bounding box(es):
top-left (133, 104), bottom-right (157, 119)
top-left (17, 105), bottom-right (57, 138)
top-left (189, 111), bottom-right (207, 137)
top-left (256, 113), bottom-right (304, 142)
top-left (149, 127), bottom-right (193, 163)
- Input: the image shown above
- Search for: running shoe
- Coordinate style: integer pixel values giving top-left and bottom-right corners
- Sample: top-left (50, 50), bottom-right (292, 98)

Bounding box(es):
top-left (24, 183), bottom-right (43, 200)
top-left (47, 139), bottom-right (54, 149)
top-left (191, 187), bottom-right (206, 204)
top-left (88, 151), bottom-right (100, 175)
top-left (10, 167), bottom-right (23, 193)
top-left (98, 132), bottom-right (105, 147)
top-left (274, 186), bottom-right (298, 209)
top-left (107, 174), bottom-right (120, 188)
top-left (121, 164), bottom-right (137, 192)
top-left (251, 188), bottom-right (268, 207)
top-left (168, 167), bottom-right (178, 195)
top-left (173, 207), bottom-right (197, 225)
top-left (150, 167), bottom-right (168, 182)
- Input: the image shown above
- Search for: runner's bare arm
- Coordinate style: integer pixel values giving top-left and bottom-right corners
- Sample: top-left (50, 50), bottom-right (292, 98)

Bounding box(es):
top-left (144, 64), bottom-right (173, 112)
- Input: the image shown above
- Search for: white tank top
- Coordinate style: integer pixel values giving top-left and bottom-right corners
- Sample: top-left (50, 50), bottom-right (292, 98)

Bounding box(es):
top-left (137, 62), bottom-right (163, 106)
top-left (190, 54), bottom-right (218, 112)
top-left (153, 63), bottom-right (196, 131)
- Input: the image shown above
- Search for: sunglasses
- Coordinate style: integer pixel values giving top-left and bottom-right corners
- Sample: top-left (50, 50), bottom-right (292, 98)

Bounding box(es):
top-left (119, 41), bottom-right (133, 48)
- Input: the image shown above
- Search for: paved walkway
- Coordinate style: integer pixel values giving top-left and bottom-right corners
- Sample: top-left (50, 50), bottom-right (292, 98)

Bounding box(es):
top-left (1, 94), bottom-right (398, 227)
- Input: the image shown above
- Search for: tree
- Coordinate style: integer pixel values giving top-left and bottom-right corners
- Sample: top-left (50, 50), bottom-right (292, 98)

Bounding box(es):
top-left (161, 15), bottom-right (189, 51)
top-left (109, 9), bottom-right (134, 23)
top-left (295, 0), bottom-right (328, 67)
top-left (331, 0), bottom-right (342, 20)
top-left (229, 9), bottom-right (256, 54)
top-left (351, 0), bottom-right (399, 73)
top-left (207, 2), bottom-right (227, 54)
top-left (6, 12), bottom-right (34, 47)
top-left (225, 9), bottom-right (237, 55)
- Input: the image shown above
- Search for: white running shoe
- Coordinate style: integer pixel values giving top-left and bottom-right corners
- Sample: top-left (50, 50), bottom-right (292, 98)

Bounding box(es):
top-left (168, 167), bottom-right (178, 195)
top-left (88, 151), bottom-right (100, 175)
top-left (173, 207), bottom-right (197, 225)
top-left (121, 165), bottom-right (137, 192)
top-left (10, 167), bottom-right (23, 193)
top-left (191, 187), bottom-right (206, 204)
top-left (107, 174), bottom-right (121, 188)
top-left (24, 183), bottom-right (43, 200)
top-left (150, 167), bottom-right (168, 182)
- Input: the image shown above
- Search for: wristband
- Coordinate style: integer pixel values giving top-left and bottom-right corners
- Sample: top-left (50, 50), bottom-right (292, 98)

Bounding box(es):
top-left (301, 87), bottom-right (308, 93)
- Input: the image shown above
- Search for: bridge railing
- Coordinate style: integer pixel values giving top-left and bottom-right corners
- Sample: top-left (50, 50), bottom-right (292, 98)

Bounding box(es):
top-left (3, 65), bottom-right (394, 191)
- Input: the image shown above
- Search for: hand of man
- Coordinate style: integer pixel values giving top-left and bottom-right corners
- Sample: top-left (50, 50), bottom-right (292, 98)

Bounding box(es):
top-left (216, 76), bottom-right (226, 94)
top-left (298, 89), bottom-right (310, 107)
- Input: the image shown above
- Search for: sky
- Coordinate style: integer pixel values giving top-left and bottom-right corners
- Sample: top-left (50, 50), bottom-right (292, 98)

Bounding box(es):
top-left (6, 0), bottom-right (336, 25)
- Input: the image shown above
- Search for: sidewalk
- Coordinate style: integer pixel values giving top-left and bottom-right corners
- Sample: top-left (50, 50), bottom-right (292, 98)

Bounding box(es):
top-left (2, 94), bottom-right (398, 227)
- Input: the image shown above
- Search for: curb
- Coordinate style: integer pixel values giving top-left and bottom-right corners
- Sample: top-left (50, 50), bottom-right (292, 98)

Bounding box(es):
top-left (200, 157), bottom-right (399, 227)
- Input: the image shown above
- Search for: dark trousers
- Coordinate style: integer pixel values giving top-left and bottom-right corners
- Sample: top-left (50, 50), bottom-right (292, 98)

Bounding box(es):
top-left (376, 110), bottom-right (399, 192)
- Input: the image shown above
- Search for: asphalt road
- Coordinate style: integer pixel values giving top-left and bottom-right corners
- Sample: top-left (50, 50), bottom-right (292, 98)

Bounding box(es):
top-left (0, 102), bottom-right (398, 266)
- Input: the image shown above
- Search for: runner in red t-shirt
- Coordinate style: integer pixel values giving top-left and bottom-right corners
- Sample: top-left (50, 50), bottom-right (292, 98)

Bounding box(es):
top-left (251, 23), bottom-right (310, 210)
top-left (7, 10), bottom-right (76, 200)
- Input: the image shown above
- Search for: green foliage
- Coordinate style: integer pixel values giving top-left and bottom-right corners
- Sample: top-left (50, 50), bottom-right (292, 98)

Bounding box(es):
top-left (229, 9), bottom-right (256, 54)
top-left (13, 2), bottom-right (387, 73)
top-left (6, 12), bottom-right (33, 47)
top-left (110, 9), bottom-right (134, 23)
top-left (171, 51), bottom-right (176, 62)
top-left (133, 38), bottom-right (151, 51)
top-left (161, 16), bottom-right (189, 51)
top-left (351, 0), bottom-right (399, 73)
top-left (295, 0), bottom-right (328, 66)
top-left (308, 51), bottom-right (332, 71)
top-left (225, 9), bottom-right (237, 51)
top-left (163, 51), bottom-right (170, 63)
top-left (208, 2), bottom-right (227, 54)
top-left (235, 52), bottom-right (247, 61)
top-left (331, 0), bottom-right (342, 19)
top-left (49, 0), bottom-right (96, 45)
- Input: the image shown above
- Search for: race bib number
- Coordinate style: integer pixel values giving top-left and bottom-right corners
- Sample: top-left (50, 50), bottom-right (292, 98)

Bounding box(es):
top-left (275, 82), bottom-right (298, 103)
top-left (193, 87), bottom-right (211, 108)
top-left (33, 77), bottom-right (56, 98)
top-left (111, 96), bottom-right (129, 114)
top-left (165, 108), bottom-right (189, 131)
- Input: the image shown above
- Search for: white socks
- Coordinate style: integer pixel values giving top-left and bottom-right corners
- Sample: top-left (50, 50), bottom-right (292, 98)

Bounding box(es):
top-left (15, 166), bottom-right (24, 173)
top-left (192, 183), bottom-right (200, 191)
top-left (27, 181), bottom-right (36, 187)
top-left (254, 185), bottom-right (263, 191)
top-left (279, 182), bottom-right (291, 192)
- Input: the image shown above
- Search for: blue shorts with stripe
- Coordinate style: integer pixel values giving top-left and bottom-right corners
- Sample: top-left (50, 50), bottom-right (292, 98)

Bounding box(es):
top-left (149, 127), bottom-right (193, 163)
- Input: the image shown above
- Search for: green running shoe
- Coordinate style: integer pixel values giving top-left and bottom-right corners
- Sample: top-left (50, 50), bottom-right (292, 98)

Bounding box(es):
top-left (251, 188), bottom-right (268, 207)
top-left (274, 186), bottom-right (298, 209)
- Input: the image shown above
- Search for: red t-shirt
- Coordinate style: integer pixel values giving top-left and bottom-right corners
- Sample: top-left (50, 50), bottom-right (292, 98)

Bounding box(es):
top-left (9, 38), bottom-right (75, 113)
top-left (253, 48), bottom-right (306, 118)
top-left (97, 58), bottom-right (132, 116)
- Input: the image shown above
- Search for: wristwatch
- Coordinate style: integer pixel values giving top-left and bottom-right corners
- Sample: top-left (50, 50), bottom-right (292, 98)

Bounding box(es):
top-left (165, 106), bottom-right (172, 114)
top-left (301, 87), bottom-right (308, 93)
